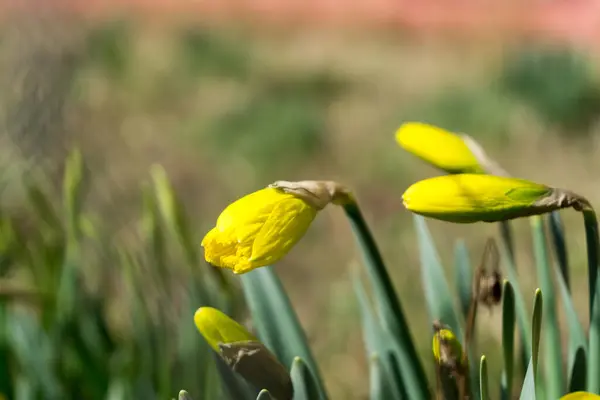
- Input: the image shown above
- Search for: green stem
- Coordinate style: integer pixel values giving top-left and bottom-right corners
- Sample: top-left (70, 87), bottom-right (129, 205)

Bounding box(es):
top-left (343, 202), bottom-right (429, 399)
top-left (582, 208), bottom-right (599, 322)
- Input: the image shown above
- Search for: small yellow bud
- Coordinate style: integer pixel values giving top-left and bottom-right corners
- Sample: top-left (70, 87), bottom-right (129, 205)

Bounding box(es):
top-left (560, 392), bottom-right (600, 400)
top-left (194, 307), bottom-right (257, 352)
top-left (396, 122), bottom-right (485, 174)
top-left (432, 323), bottom-right (464, 371)
top-left (403, 174), bottom-right (585, 223)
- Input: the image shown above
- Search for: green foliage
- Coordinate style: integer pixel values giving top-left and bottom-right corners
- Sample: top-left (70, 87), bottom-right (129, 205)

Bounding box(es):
top-left (0, 150), bottom-right (236, 399)
top-left (208, 73), bottom-right (344, 173)
top-left (83, 20), bottom-right (131, 80)
top-left (498, 46), bottom-right (600, 133)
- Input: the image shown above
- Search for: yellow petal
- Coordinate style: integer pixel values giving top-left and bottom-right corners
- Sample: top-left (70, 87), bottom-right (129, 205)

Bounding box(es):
top-left (396, 122), bottom-right (485, 174)
top-left (402, 174), bottom-right (558, 223)
top-left (194, 307), bottom-right (257, 353)
top-left (560, 393), bottom-right (600, 400)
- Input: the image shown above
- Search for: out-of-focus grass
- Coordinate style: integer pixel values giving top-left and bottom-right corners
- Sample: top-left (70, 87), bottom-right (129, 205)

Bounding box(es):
top-left (2, 17), bottom-right (600, 399)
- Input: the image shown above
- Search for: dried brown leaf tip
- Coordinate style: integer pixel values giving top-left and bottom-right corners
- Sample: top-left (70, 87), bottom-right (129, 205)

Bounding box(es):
top-left (474, 238), bottom-right (503, 310)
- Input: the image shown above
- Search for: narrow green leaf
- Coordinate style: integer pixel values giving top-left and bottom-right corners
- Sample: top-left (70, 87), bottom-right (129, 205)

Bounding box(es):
top-left (25, 181), bottom-right (63, 234)
top-left (587, 273), bottom-right (600, 393)
top-left (256, 390), bottom-right (274, 400)
top-left (549, 211), bottom-right (587, 386)
top-left (519, 358), bottom-right (536, 400)
top-left (530, 216), bottom-right (563, 398)
top-left (62, 149), bottom-right (86, 241)
top-left (454, 240), bottom-right (472, 320)
top-left (499, 221), bottom-right (516, 267)
top-left (501, 280), bottom-right (515, 400)
top-left (548, 212), bottom-right (570, 290)
top-left (480, 355), bottom-right (489, 400)
top-left (343, 203), bottom-right (429, 400)
top-left (415, 216), bottom-right (461, 335)
top-left (369, 354), bottom-right (397, 400)
top-left (568, 346), bottom-right (587, 392)
top-left (351, 269), bottom-right (384, 357)
top-left (240, 267), bottom-right (328, 399)
top-left (531, 288), bottom-right (543, 386)
top-left (351, 272), bottom-right (406, 400)
top-left (291, 357), bottom-right (320, 400)
top-left (500, 222), bottom-right (531, 368)
top-left (582, 209), bottom-right (599, 324)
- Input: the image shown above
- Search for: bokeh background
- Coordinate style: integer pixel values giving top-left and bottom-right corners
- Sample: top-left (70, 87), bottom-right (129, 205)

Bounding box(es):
top-left (2, 1), bottom-right (600, 399)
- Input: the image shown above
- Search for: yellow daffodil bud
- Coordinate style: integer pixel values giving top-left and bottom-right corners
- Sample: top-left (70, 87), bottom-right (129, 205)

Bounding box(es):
top-left (403, 174), bottom-right (587, 223)
top-left (560, 393), bottom-right (600, 400)
top-left (432, 322), bottom-right (464, 372)
top-left (194, 307), bottom-right (257, 352)
top-left (202, 180), bottom-right (351, 274)
top-left (194, 307), bottom-right (293, 400)
top-left (396, 122), bottom-right (485, 174)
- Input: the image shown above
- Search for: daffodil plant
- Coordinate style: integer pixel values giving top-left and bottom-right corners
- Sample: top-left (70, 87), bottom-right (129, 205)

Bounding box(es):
top-left (180, 122), bottom-right (600, 400)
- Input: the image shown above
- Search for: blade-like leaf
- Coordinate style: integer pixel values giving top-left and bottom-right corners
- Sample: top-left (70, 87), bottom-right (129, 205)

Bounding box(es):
top-left (531, 289), bottom-right (543, 386)
top-left (480, 355), bottom-right (489, 400)
top-left (369, 354), bottom-right (397, 400)
top-left (501, 280), bottom-right (515, 400)
top-left (530, 216), bottom-right (563, 398)
top-left (343, 203), bottom-right (429, 400)
top-left (500, 222), bottom-right (531, 368)
top-left (568, 346), bottom-right (587, 392)
top-left (415, 216), bottom-right (461, 335)
top-left (582, 209), bottom-right (599, 325)
top-left (256, 390), bottom-right (274, 400)
top-left (291, 357), bottom-right (320, 400)
top-left (240, 267), bottom-right (327, 399)
top-left (519, 358), bottom-right (536, 400)
top-left (548, 212), bottom-right (570, 290)
top-left (587, 272), bottom-right (600, 393)
top-left (454, 240), bottom-right (472, 320)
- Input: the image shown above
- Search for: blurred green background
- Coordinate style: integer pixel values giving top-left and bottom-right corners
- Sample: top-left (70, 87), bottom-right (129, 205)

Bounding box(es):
top-left (2, 8), bottom-right (600, 399)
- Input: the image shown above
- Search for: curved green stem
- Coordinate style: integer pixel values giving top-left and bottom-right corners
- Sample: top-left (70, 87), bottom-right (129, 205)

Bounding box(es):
top-left (343, 202), bottom-right (430, 400)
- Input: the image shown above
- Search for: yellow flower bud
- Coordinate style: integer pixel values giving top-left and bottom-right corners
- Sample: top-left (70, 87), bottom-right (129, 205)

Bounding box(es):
top-left (432, 324), bottom-right (464, 371)
top-left (194, 307), bottom-right (257, 352)
top-left (560, 393), bottom-right (600, 400)
top-left (194, 307), bottom-right (293, 400)
top-left (202, 180), bottom-right (350, 274)
top-left (396, 122), bottom-right (486, 174)
top-left (403, 174), bottom-right (585, 223)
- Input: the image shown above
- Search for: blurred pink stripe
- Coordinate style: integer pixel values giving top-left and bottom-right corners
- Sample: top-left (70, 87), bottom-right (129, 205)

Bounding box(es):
top-left (5, 0), bottom-right (600, 47)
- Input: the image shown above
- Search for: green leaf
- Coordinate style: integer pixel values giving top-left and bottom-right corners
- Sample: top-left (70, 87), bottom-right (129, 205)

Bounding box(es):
top-left (582, 209), bottom-right (599, 324)
top-left (415, 216), bottom-right (461, 335)
top-left (351, 273), bottom-right (405, 400)
top-left (548, 213), bottom-right (587, 388)
top-left (454, 240), bottom-right (472, 320)
top-left (531, 288), bottom-right (543, 387)
top-left (548, 212), bottom-right (570, 290)
top-left (343, 203), bottom-right (429, 400)
top-left (530, 216), bottom-right (563, 398)
top-left (256, 390), bottom-right (274, 400)
top-left (519, 358), bottom-right (536, 400)
top-left (368, 354), bottom-right (399, 400)
top-left (501, 280), bottom-right (515, 400)
top-left (62, 149), bottom-right (86, 242)
top-left (498, 225), bottom-right (532, 369)
top-left (291, 357), bottom-right (321, 400)
top-left (587, 272), bottom-right (600, 393)
top-left (240, 267), bottom-right (328, 399)
top-left (568, 346), bottom-right (587, 392)
top-left (480, 355), bottom-right (489, 400)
